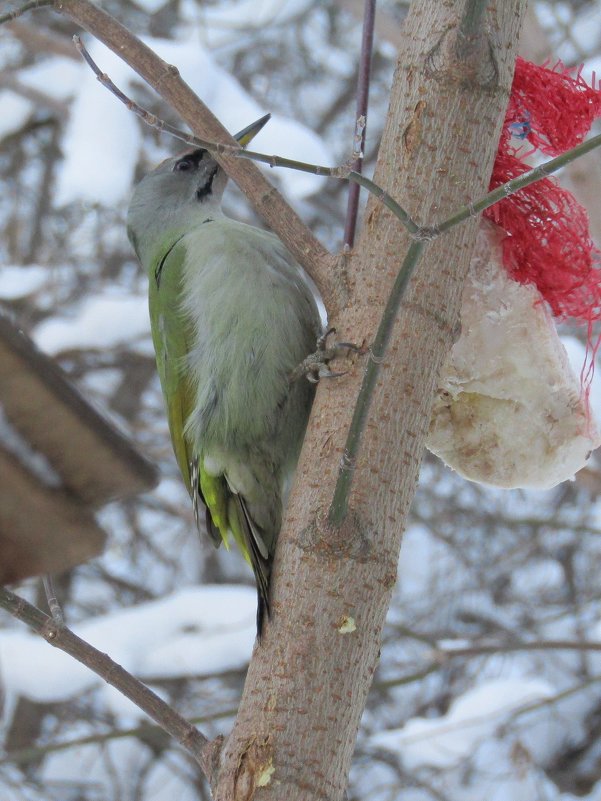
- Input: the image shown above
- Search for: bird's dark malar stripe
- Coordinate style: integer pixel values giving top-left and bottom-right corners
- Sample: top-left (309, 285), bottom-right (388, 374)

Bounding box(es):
top-left (155, 233), bottom-right (186, 288)
top-left (196, 166), bottom-right (219, 201)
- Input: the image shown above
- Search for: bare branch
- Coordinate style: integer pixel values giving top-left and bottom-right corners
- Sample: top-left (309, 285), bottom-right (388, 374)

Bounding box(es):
top-left (72, 34), bottom-right (421, 236)
top-left (343, 0), bottom-right (376, 249)
top-left (72, 33), bottom-right (601, 252)
top-left (6, 18), bottom-right (79, 59)
top-left (510, 674), bottom-right (601, 721)
top-left (436, 130), bottom-right (601, 233)
top-left (444, 639), bottom-right (601, 656)
top-left (42, 574), bottom-right (64, 624)
top-left (329, 240), bottom-right (426, 524)
top-left (0, 72), bottom-right (69, 114)
top-left (2, 704), bottom-right (239, 768)
top-left (54, 0), bottom-right (340, 309)
top-left (375, 640), bottom-right (601, 692)
top-left (0, 586), bottom-right (219, 779)
top-left (0, 0), bottom-right (52, 25)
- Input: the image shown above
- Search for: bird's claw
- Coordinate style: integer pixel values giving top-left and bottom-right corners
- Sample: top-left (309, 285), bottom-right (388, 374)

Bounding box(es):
top-left (306, 367), bottom-right (347, 384)
top-left (290, 328), bottom-right (366, 384)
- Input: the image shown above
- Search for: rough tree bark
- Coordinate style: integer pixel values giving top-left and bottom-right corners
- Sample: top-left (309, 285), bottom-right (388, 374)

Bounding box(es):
top-left (212, 2), bottom-right (528, 799)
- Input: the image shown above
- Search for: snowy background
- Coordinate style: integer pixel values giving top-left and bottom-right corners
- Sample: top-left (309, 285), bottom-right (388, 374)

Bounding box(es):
top-left (2, 1), bottom-right (601, 799)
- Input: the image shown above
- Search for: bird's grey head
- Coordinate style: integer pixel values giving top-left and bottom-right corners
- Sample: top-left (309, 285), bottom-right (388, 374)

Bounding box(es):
top-left (127, 148), bottom-right (227, 258)
top-left (127, 113), bottom-right (271, 262)
top-left (149, 147), bottom-right (228, 206)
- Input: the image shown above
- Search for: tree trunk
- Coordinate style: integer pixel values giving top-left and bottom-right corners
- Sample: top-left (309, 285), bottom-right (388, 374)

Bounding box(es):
top-left (219, 1), bottom-right (528, 798)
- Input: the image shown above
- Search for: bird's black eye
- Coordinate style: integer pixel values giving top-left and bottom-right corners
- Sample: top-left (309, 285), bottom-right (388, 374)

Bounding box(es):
top-left (174, 158), bottom-right (193, 172)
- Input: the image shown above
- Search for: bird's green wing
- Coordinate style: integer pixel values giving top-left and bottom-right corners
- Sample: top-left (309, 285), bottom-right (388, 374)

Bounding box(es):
top-left (148, 236), bottom-right (195, 493)
top-left (147, 238), bottom-right (240, 556)
top-left (147, 236), bottom-right (272, 628)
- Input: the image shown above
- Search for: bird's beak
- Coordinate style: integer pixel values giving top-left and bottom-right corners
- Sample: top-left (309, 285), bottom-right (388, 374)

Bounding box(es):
top-left (234, 113), bottom-right (271, 147)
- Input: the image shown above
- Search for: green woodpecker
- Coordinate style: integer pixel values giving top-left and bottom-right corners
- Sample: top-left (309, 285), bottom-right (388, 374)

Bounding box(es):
top-left (127, 115), bottom-right (322, 634)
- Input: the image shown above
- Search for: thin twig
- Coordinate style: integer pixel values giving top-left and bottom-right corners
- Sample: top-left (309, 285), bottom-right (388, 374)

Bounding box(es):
top-left (349, 170), bottom-right (420, 234)
top-left (435, 130), bottom-right (601, 233)
top-left (6, 18), bottom-right (79, 59)
top-left (42, 574), bottom-right (65, 625)
top-left (343, 0), bottom-right (376, 249)
top-left (75, 33), bottom-right (601, 247)
top-left (376, 641), bottom-right (601, 691)
top-left (73, 35), bottom-right (421, 236)
top-left (2, 705), bottom-right (239, 767)
top-left (329, 241), bottom-right (425, 525)
top-left (440, 638), bottom-right (601, 657)
top-left (0, 586), bottom-right (214, 774)
top-left (374, 663), bottom-right (440, 691)
top-left (510, 673), bottom-right (601, 721)
top-left (0, 0), bottom-right (52, 25)
top-left (0, 73), bottom-right (68, 114)
top-left (58, 0), bottom-right (336, 309)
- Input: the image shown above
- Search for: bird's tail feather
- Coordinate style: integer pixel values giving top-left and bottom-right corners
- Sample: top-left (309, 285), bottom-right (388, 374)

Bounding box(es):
top-left (232, 494), bottom-right (272, 637)
top-left (194, 457), bottom-right (274, 637)
top-left (191, 457), bottom-right (222, 547)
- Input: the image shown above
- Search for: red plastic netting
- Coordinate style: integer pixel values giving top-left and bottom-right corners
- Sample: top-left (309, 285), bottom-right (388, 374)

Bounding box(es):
top-left (484, 56), bottom-right (601, 323)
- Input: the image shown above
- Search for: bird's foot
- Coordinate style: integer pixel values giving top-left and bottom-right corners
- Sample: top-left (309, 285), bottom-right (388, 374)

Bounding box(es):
top-left (290, 328), bottom-right (366, 384)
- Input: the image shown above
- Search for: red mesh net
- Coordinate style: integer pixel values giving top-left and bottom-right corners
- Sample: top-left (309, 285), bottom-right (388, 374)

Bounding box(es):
top-left (484, 57), bottom-right (601, 323)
